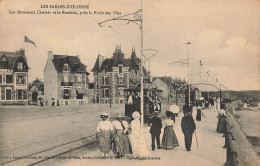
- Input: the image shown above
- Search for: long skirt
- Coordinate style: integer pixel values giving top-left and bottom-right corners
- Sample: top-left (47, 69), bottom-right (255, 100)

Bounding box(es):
top-left (130, 132), bottom-right (149, 157)
top-left (216, 116), bottom-right (226, 133)
top-left (113, 129), bottom-right (132, 155)
top-left (161, 126), bottom-right (179, 150)
top-left (196, 109), bottom-right (201, 121)
top-left (96, 130), bottom-right (112, 154)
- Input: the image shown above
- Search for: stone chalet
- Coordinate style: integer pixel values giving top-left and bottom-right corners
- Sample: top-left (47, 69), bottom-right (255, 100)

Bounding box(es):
top-left (28, 78), bottom-right (44, 105)
top-left (0, 50), bottom-right (29, 105)
top-left (44, 51), bottom-right (89, 106)
top-left (91, 46), bottom-right (150, 104)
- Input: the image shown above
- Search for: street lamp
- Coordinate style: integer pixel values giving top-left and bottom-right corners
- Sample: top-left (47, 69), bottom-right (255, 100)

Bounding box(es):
top-left (186, 42), bottom-right (191, 106)
top-left (98, 1), bottom-right (144, 127)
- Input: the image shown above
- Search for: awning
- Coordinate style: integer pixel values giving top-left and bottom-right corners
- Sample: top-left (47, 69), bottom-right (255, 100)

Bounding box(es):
top-left (76, 88), bottom-right (86, 94)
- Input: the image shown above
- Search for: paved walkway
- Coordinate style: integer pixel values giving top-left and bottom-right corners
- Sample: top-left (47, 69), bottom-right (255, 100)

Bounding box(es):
top-left (62, 108), bottom-right (226, 166)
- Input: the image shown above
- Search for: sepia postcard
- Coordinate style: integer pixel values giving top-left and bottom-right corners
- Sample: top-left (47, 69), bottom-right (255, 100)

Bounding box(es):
top-left (0, 0), bottom-right (259, 165)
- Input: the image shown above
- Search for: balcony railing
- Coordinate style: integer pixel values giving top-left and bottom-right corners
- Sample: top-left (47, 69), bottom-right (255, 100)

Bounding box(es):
top-left (61, 82), bottom-right (73, 86)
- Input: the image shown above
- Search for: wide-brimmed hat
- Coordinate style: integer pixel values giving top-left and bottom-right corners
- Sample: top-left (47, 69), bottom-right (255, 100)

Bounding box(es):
top-left (116, 113), bottom-right (125, 118)
top-left (100, 112), bottom-right (109, 117)
top-left (132, 111), bottom-right (140, 118)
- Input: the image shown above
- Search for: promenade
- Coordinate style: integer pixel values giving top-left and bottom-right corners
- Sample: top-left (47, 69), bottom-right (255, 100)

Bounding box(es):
top-left (63, 108), bottom-right (226, 166)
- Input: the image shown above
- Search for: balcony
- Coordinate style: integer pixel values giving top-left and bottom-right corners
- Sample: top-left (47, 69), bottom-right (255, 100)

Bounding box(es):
top-left (61, 82), bottom-right (73, 86)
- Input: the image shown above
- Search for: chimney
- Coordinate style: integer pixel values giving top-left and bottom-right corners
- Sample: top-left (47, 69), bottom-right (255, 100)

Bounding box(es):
top-left (48, 51), bottom-right (53, 60)
top-left (98, 55), bottom-right (104, 68)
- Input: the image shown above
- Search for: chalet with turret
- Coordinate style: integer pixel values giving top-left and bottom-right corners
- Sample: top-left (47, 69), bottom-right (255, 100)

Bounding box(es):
top-left (91, 45), bottom-right (150, 104)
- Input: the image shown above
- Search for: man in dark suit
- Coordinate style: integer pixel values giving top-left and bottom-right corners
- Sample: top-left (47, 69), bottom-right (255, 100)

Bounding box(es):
top-left (181, 106), bottom-right (196, 151)
top-left (148, 111), bottom-right (162, 151)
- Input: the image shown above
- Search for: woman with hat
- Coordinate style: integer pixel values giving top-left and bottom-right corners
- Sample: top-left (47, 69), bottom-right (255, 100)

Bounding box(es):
top-left (216, 104), bottom-right (227, 133)
top-left (161, 111), bottom-right (179, 150)
top-left (96, 112), bottom-right (113, 157)
top-left (112, 113), bottom-right (132, 158)
top-left (130, 111), bottom-right (149, 158)
top-left (196, 100), bottom-right (203, 121)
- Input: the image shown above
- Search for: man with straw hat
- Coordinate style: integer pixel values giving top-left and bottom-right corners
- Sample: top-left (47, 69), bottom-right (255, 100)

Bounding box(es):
top-left (148, 111), bottom-right (162, 151)
top-left (112, 113), bottom-right (132, 158)
top-left (96, 112), bottom-right (113, 157)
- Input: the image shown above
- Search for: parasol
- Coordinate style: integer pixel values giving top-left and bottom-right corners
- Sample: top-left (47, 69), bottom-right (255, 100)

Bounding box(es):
top-left (169, 105), bottom-right (180, 114)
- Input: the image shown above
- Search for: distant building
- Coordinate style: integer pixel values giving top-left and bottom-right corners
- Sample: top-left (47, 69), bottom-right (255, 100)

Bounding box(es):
top-left (91, 45), bottom-right (150, 104)
top-left (44, 51), bottom-right (90, 106)
top-left (152, 76), bottom-right (172, 100)
top-left (88, 83), bottom-right (94, 103)
top-left (0, 49), bottom-right (29, 105)
top-left (28, 78), bottom-right (44, 105)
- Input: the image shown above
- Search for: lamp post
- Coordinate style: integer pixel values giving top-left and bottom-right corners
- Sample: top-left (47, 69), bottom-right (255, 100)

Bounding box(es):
top-left (186, 42), bottom-right (191, 106)
top-left (109, 90), bottom-right (112, 108)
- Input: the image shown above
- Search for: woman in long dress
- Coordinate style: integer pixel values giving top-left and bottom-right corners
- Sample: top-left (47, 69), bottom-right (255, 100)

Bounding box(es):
top-left (96, 112), bottom-right (113, 157)
top-left (161, 111), bottom-right (179, 150)
top-left (112, 113), bottom-right (132, 158)
top-left (130, 111), bottom-right (149, 158)
top-left (216, 104), bottom-right (227, 133)
top-left (196, 100), bottom-right (202, 121)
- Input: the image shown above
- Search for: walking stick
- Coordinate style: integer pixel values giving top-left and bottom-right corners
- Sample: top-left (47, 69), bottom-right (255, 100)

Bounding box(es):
top-left (194, 131), bottom-right (199, 148)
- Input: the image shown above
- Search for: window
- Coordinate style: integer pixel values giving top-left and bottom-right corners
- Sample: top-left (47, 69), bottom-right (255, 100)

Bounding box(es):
top-left (118, 89), bottom-right (124, 96)
top-left (0, 74), bottom-right (2, 83)
top-left (6, 75), bottom-right (13, 83)
top-left (118, 77), bottom-right (123, 85)
top-left (63, 89), bottom-right (70, 99)
top-left (63, 75), bottom-right (69, 82)
top-left (17, 62), bottom-right (23, 70)
top-left (76, 75), bottom-right (82, 83)
top-left (119, 66), bottom-right (123, 73)
top-left (17, 75), bottom-right (25, 84)
top-left (103, 89), bottom-right (109, 97)
top-left (0, 60), bottom-right (7, 69)
top-left (6, 89), bottom-right (11, 100)
top-left (103, 76), bottom-right (109, 85)
top-left (64, 64), bottom-right (69, 71)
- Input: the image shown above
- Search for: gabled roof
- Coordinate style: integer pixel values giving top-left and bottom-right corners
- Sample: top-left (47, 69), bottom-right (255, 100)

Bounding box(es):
top-left (0, 50), bottom-right (29, 70)
top-left (153, 76), bottom-right (172, 86)
top-left (91, 46), bottom-right (141, 72)
top-left (52, 55), bottom-right (89, 74)
top-left (29, 79), bottom-right (44, 91)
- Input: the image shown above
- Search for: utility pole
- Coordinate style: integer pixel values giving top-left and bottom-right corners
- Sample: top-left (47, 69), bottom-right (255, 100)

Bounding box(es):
top-left (140, 0), bottom-right (144, 128)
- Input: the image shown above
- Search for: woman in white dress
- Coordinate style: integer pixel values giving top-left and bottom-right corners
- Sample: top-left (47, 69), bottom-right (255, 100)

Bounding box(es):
top-left (96, 112), bottom-right (113, 157)
top-left (130, 111), bottom-right (149, 158)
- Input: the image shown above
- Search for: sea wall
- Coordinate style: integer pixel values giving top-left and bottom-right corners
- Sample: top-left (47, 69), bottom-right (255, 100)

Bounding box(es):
top-left (225, 104), bottom-right (259, 166)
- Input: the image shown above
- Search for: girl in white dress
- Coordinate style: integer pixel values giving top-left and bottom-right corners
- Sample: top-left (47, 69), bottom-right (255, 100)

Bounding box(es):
top-left (130, 111), bottom-right (149, 158)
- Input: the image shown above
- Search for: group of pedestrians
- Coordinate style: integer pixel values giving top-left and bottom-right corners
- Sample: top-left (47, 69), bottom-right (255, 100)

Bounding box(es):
top-left (96, 105), bottom-right (198, 159)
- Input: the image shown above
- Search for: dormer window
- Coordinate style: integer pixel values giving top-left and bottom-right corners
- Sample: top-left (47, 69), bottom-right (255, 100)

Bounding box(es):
top-left (119, 66), bottom-right (123, 73)
top-left (64, 64), bottom-right (69, 71)
top-left (75, 63), bottom-right (80, 71)
top-left (17, 62), bottom-right (23, 70)
top-left (0, 59), bottom-right (7, 69)
top-left (63, 75), bottom-right (69, 82)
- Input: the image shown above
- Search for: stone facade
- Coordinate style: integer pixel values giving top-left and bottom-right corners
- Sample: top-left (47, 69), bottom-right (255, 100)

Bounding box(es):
top-left (44, 51), bottom-right (89, 106)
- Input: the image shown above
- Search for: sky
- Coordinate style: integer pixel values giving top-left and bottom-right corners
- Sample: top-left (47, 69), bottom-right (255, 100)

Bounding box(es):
top-left (0, 0), bottom-right (259, 90)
